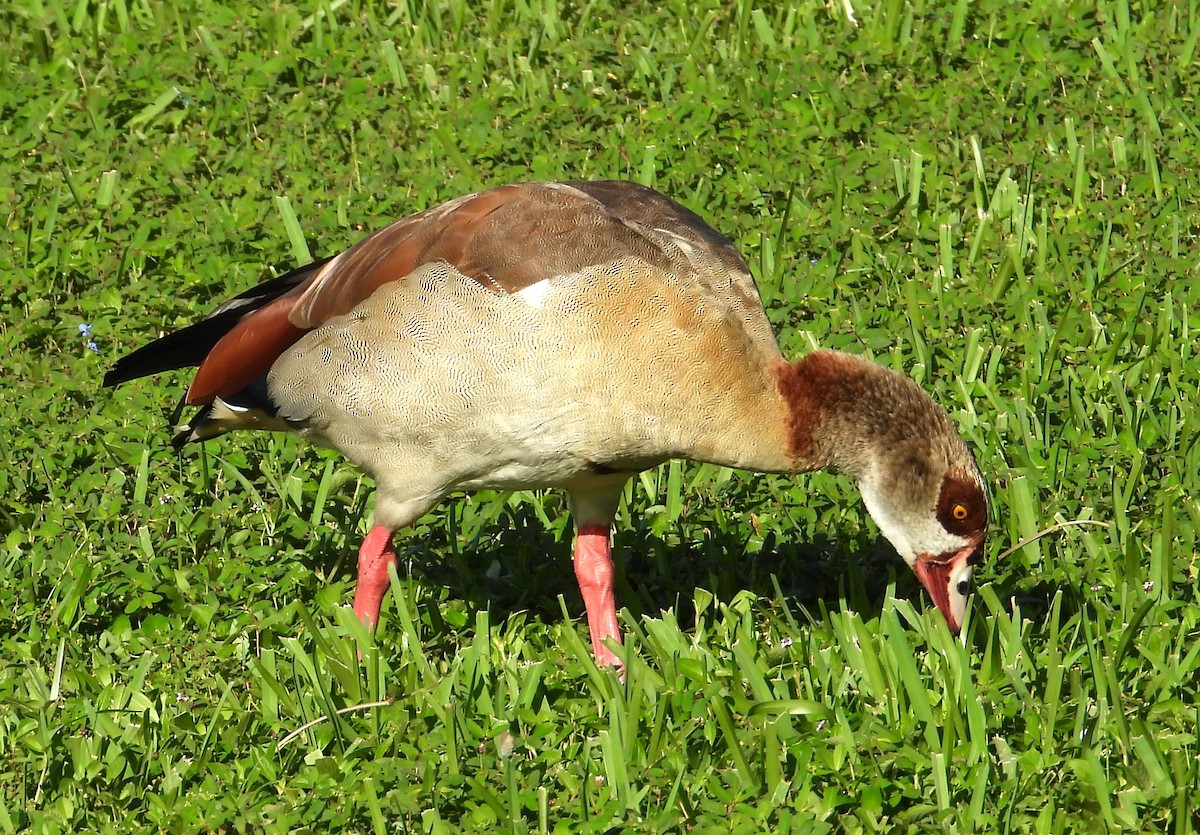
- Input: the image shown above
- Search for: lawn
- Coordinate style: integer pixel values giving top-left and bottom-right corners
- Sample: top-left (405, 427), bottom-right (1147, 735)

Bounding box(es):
top-left (2, 0), bottom-right (1198, 831)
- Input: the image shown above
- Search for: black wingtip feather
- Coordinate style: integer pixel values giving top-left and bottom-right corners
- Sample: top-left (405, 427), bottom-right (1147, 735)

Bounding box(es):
top-left (102, 312), bottom-right (244, 387)
top-left (102, 257), bottom-right (332, 388)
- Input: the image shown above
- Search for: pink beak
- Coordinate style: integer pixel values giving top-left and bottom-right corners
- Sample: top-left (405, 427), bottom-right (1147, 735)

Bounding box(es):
top-left (912, 545), bottom-right (978, 633)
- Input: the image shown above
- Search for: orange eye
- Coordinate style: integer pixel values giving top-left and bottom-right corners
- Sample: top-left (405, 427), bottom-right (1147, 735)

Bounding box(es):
top-left (952, 503), bottom-right (969, 521)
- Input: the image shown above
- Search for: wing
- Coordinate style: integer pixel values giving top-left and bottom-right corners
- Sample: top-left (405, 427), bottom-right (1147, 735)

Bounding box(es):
top-left (285, 180), bottom-right (756, 327)
top-left (111, 181), bottom-right (766, 407)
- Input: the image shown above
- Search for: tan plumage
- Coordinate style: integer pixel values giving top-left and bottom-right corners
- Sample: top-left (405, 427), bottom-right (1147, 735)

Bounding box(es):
top-left (106, 180), bottom-right (987, 664)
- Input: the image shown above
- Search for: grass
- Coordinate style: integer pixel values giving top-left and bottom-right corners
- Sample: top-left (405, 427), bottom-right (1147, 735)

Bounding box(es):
top-left (2, 0), bottom-right (1199, 830)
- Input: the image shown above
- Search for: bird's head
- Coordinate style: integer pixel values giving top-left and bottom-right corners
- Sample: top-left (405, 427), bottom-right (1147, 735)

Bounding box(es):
top-left (782, 350), bottom-right (989, 633)
top-left (859, 444), bottom-right (987, 633)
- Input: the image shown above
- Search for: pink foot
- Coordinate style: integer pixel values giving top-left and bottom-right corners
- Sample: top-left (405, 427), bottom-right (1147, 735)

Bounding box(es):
top-left (574, 523), bottom-right (622, 667)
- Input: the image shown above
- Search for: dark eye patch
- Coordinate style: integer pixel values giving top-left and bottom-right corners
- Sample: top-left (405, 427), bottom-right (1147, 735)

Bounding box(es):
top-left (936, 474), bottom-right (987, 536)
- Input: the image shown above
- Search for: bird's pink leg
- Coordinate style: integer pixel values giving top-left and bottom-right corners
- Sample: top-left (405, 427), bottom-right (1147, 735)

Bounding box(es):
top-left (574, 523), bottom-right (622, 666)
top-left (353, 524), bottom-right (396, 627)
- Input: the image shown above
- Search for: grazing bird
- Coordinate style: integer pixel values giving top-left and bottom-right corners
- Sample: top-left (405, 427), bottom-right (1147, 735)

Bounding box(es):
top-left (105, 180), bottom-right (987, 665)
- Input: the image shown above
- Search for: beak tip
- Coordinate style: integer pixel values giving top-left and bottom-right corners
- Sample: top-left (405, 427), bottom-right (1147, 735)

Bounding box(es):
top-left (914, 555), bottom-right (969, 635)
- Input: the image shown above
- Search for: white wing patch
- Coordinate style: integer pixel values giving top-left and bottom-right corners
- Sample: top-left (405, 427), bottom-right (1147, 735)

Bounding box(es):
top-left (655, 227), bottom-right (697, 256)
top-left (514, 279), bottom-right (554, 308)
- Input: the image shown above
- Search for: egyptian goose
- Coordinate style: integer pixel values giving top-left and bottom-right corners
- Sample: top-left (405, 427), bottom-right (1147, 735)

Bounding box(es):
top-left (105, 180), bottom-right (987, 665)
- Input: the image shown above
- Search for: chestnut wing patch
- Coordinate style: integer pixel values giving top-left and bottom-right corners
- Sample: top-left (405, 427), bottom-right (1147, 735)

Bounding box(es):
top-left (288, 181), bottom-right (723, 329)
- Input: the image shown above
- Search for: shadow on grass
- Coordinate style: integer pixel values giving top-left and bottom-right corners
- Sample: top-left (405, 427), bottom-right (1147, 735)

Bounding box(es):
top-left (308, 499), bottom-right (943, 639)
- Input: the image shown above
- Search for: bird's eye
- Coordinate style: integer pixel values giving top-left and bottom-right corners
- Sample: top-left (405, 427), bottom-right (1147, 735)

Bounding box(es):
top-left (957, 578), bottom-right (971, 595)
top-left (937, 475), bottom-right (986, 534)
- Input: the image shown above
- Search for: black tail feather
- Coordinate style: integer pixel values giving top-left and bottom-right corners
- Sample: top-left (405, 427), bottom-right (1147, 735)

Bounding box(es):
top-left (102, 258), bottom-right (332, 388)
top-left (170, 371), bottom-right (287, 448)
top-left (170, 402), bottom-right (212, 449)
top-left (168, 393), bottom-right (191, 432)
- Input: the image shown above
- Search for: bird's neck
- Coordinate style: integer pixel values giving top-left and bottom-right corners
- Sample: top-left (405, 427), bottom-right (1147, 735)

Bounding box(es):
top-left (661, 349), bottom-right (947, 479)
top-left (772, 350), bottom-right (946, 479)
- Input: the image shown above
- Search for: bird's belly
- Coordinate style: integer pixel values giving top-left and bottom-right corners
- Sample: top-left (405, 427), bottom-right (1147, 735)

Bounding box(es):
top-left (303, 397), bottom-right (659, 493)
